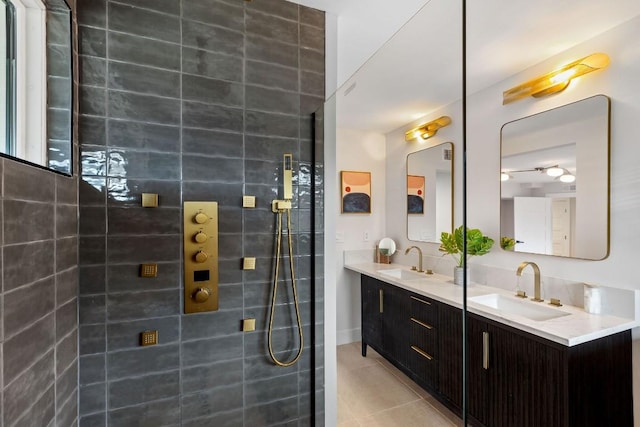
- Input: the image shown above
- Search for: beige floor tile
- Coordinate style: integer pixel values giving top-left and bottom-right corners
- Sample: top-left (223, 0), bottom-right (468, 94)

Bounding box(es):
top-left (356, 400), bottom-right (456, 427)
top-left (337, 342), bottom-right (463, 426)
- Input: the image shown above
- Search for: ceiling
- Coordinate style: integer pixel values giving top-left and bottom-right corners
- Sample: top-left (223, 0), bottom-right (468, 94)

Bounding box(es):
top-left (296, 0), bottom-right (640, 134)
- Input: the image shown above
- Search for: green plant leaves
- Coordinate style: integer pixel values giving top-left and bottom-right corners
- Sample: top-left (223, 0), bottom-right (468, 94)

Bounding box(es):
top-left (439, 225), bottom-right (494, 267)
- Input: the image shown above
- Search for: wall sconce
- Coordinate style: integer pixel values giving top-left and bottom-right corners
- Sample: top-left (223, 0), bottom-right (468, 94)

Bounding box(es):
top-left (502, 53), bottom-right (610, 105)
top-left (405, 116), bottom-right (451, 142)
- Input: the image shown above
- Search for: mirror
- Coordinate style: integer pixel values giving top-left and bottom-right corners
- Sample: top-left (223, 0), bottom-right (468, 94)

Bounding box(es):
top-left (1, 0), bottom-right (72, 175)
top-left (378, 237), bottom-right (397, 256)
top-left (500, 95), bottom-right (610, 260)
top-left (407, 142), bottom-right (454, 243)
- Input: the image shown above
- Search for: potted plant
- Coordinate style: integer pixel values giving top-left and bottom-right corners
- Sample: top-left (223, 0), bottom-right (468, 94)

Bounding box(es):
top-left (439, 225), bottom-right (494, 285)
top-left (500, 236), bottom-right (516, 251)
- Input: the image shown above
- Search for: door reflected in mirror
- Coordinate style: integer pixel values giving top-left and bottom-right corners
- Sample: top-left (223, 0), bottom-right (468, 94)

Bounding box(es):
top-left (407, 142), bottom-right (454, 243)
top-left (500, 95), bottom-right (610, 260)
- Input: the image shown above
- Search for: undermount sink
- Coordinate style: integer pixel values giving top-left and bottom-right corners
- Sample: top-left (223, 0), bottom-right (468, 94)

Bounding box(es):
top-left (377, 268), bottom-right (426, 280)
top-left (470, 293), bottom-right (571, 321)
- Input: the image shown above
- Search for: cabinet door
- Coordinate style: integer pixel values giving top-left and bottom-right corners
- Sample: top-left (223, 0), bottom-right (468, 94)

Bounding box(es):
top-left (485, 323), bottom-right (564, 427)
top-left (438, 303), bottom-right (463, 410)
top-left (361, 276), bottom-right (383, 353)
top-left (383, 284), bottom-right (410, 367)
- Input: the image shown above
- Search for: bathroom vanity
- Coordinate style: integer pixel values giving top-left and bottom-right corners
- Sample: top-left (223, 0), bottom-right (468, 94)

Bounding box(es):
top-left (348, 263), bottom-right (637, 427)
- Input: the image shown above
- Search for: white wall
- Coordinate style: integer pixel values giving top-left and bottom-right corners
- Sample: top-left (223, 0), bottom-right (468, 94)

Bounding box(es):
top-left (335, 128), bottom-right (386, 344)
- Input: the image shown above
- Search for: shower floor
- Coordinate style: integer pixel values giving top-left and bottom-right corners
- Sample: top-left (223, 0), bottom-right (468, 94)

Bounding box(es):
top-left (337, 342), bottom-right (462, 427)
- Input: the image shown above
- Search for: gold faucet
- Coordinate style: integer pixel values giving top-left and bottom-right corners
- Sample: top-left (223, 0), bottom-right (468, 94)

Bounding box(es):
top-left (405, 246), bottom-right (423, 272)
top-left (516, 261), bottom-right (543, 302)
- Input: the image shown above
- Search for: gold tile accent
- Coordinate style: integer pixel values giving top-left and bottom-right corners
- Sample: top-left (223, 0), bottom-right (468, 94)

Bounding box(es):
top-left (243, 257), bottom-right (256, 270)
top-left (242, 195), bottom-right (256, 208)
top-left (140, 263), bottom-right (158, 278)
top-left (242, 318), bottom-right (256, 332)
top-left (140, 330), bottom-right (158, 346)
top-left (141, 193), bottom-right (159, 207)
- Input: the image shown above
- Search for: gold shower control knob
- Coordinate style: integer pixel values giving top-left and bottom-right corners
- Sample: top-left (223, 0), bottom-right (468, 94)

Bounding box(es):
top-left (194, 231), bottom-right (208, 243)
top-left (194, 251), bottom-right (208, 263)
top-left (194, 212), bottom-right (208, 224)
top-left (193, 287), bottom-right (210, 303)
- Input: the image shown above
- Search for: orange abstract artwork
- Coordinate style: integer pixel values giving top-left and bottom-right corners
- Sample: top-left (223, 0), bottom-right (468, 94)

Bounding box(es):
top-left (407, 175), bottom-right (425, 214)
top-left (341, 171), bottom-right (371, 213)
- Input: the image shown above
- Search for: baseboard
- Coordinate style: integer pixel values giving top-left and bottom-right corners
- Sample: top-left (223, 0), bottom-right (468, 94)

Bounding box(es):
top-left (337, 328), bottom-right (361, 345)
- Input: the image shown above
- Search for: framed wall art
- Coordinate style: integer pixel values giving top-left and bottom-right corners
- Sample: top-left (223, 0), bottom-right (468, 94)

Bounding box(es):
top-left (407, 175), bottom-right (425, 214)
top-left (341, 171), bottom-right (371, 213)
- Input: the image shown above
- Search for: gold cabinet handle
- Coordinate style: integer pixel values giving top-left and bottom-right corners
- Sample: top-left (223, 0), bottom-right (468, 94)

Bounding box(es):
top-left (411, 345), bottom-right (433, 361)
top-left (410, 317), bottom-right (433, 330)
top-left (482, 331), bottom-right (490, 370)
top-left (410, 296), bottom-right (431, 305)
top-left (379, 289), bottom-right (384, 313)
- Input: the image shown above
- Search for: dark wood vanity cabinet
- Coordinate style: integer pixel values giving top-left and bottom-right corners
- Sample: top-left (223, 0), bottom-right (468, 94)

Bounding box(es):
top-left (361, 275), bottom-right (634, 427)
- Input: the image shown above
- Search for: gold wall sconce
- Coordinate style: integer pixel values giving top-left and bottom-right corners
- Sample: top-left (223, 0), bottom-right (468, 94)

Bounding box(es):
top-left (405, 116), bottom-right (452, 142)
top-left (503, 53), bottom-right (610, 105)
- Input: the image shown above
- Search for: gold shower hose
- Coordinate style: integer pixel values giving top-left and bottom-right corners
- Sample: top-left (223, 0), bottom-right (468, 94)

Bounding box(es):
top-left (267, 208), bottom-right (304, 367)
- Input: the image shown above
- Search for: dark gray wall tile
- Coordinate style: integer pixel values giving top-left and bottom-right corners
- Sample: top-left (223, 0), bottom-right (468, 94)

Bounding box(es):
top-left (182, 155), bottom-right (243, 182)
top-left (107, 207), bottom-right (181, 235)
top-left (79, 295), bottom-right (105, 324)
top-left (3, 351), bottom-right (54, 425)
top-left (182, 101), bottom-right (243, 132)
top-left (57, 389), bottom-right (79, 427)
top-left (80, 382), bottom-right (106, 415)
top-left (113, 0), bottom-right (179, 15)
top-left (107, 316), bottom-right (180, 351)
top-left (79, 265), bottom-right (106, 295)
top-left (181, 309), bottom-right (243, 341)
top-left (57, 175), bottom-right (78, 204)
top-left (108, 32), bottom-right (180, 71)
top-left (107, 344), bottom-right (179, 379)
top-left (57, 361), bottom-right (78, 408)
top-left (79, 206), bottom-right (105, 235)
top-left (107, 120), bottom-right (180, 153)
top-left (77, 0), bottom-right (106, 28)
top-left (182, 383), bottom-right (243, 420)
top-left (182, 0), bottom-right (244, 31)
top-left (246, 85), bottom-right (299, 115)
top-left (57, 236), bottom-right (79, 272)
top-left (57, 328), bottom-right (79, 374)
top-left (80, 86), bottom-right (106, 116)
top-left (182, 74), bottom-right (243, 107)
top-left (182, 46), bottom-right (243, 82)
top-left (300, 24), bottom-right (324, 52)
top-left (107, 262), bottom-right (179, 293)
top-left (182, 410), bottom-right (243, 427)
top-left (81, 149), bottom-right (107, 177)
top-left (80, 324), bottom-right (106, 355)
top-left (108, 91), bottom-right (180, 125)
top-left (10, 384), bottom-right (56, 427)
top-left (246, 34), bottom-right (298, 68)
top-left (79, 116), bottom-right (106, 146)
top-left (181, 334), bottom-right (243, 366)
top-left (246, 60), bottom-right (298, 92)
top-left (57, 298), bottom-right (78, 337)
top-left (301, 71), bottom-right (324, 97)
top-left (108, 3), bottom-right (180, 43)
top-left (244, 396), bottom-right (299, 426)
top-left (300, 6), bottom-right (324, 28)
top-left (108, 61), bottom-right (180, 99)
top-left (107, 235), bottom-right (181, 263)
top-left (107, 178), bottom-right (182, 207)
top-left (247, 0), bottom-right (298, 20)
top-left (109, 370), bottom-right (180, 409)
top-left (3, 277), bottom-right (55, 337)
top-left (108, 397), bottom-right (180, 427)
top-left (246, 9), bottom-right (298, 44)
top-left (244, 135), bottom-right (299, 161)
top-left (3, 240), bottom-right (55, 292)
top-left (80, 354), bottom-right (105, 385)
top-left (3, 314), bottom-right (54, 383)
top-left (79, 26), bottom-right (106, 58)
top-left (4, 160), bottom-right (55, 201)
top-left (80, 412), bottom-right (107, 427)
top-left (79, 236), bottom-right (105, 265)
top-left (57, 204), bottom-right (78, 237)
top-left (182, 128), bottom-right (243, 157)
top-left (182, 359), bottom-right (242, 394)
top-left (3, 200), bottom-right (54, 244)
top-left (107, 289), bottom-right (180, 321)
top-left (107, 150), bottom-right (180, 179)
top-left (80, 55), bottom-right (106, 86)
top-left (245, 111), bottom-right (299, 138)
top-left (182, 20), bottom-right (244, 57)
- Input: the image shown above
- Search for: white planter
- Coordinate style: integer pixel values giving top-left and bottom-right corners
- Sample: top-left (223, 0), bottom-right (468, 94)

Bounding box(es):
top-left (453, 266), bottom-right (470, 286)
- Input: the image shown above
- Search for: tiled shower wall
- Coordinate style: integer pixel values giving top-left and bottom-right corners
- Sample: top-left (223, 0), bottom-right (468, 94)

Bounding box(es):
top-left (77, 0), bottom-right (325, 425)
top-left (1, 0), bottom-right (79, 425)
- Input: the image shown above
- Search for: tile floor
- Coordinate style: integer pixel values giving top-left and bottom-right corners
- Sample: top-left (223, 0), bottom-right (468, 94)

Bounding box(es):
top-left (337, 342), bottom-right (463, 427)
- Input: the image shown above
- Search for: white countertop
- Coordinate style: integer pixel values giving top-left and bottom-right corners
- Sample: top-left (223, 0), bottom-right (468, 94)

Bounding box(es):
top-left (346, 262), bottom-right (640, 346)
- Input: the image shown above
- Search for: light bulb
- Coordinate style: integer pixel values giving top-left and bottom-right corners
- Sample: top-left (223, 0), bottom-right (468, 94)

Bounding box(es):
top-left (546, 167), bottom-right (564, 177)
top-left (560, 174), bottom-right (576, 183)
top-left (501, 173), bottom-right (510, 182)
